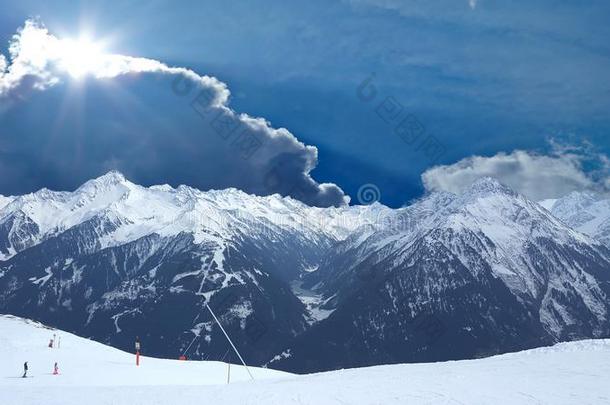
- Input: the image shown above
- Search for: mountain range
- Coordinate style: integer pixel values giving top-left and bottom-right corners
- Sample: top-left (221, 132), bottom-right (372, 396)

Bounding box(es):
top-left (0, 172), bottom-right (609, 372)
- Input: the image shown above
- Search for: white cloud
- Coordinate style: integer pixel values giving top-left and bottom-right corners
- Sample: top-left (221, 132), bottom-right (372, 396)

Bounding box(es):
top-left (469, 0), bottom-right (478, 10)
top-left (421, 149), bottom-right (608, 201)
top-left (0, 20), bottom-right (228, 105)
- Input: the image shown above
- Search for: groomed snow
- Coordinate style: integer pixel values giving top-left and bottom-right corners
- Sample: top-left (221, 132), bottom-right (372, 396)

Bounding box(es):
top-left (2, 315), bottom-right (610, 404)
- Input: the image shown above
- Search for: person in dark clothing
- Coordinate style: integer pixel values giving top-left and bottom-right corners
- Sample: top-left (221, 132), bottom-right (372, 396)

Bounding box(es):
top-left (22, 362), bottom-right (28, 378)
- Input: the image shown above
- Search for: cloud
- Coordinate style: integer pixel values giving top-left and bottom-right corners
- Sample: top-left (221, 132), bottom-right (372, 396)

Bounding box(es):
top-left (469, 0), bottom-right (477, 10)
top-left (0, 20), bottom-right (227, 100)
top-left (0, 20), bottom-right (348, 207)
top-left (421, 147), bottom-right (609, 200)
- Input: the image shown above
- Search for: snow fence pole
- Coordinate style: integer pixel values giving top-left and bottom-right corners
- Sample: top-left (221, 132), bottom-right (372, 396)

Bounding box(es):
top-left (205, 303), bottom-right (254, 381)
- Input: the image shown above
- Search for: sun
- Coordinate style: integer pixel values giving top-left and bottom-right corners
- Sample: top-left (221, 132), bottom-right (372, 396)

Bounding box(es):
top-left (58, 35), bottom-right (106, 79)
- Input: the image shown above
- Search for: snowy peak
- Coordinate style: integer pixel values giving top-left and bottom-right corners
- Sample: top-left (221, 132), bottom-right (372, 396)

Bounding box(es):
top-left (548, 191), bottom-right (610, 247)
top-left (80, 170), bottom-right (129, 187)
top-left (550, 190), bottom-right (599, 220)
top-left (0, 194), bottom-right (14, 210)
top-left (466, 176), bottom-right (517, 197)
top-left (73, 171), bottom-right (134, 207)
top-left (418, 177), bottom-right (582, 247)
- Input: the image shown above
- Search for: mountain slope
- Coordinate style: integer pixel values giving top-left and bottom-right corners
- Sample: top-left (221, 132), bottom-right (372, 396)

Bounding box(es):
top-left (277, 178), bottom-right (610, 372)
top-left (0, 314), bottom-right (287, 385)
top-left (0, 172), bottom-right (386, 364)
top-left (2, 315), bottom-right (610, 405)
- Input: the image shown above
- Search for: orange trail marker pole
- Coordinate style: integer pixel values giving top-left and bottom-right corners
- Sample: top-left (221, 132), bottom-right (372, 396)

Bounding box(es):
top-left (136, 350), bottom-right (140, 366)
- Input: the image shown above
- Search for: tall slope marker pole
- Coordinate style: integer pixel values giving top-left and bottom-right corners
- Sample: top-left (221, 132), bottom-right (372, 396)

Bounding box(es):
top-left (205, 303), bottom-right (255, 381)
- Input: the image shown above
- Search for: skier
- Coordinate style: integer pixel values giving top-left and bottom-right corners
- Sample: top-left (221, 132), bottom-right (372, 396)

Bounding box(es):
top-left (22, 361), bottom-right (28, 378)
top-left (53, 362), bottom-right (59, 375)
top-left (48, 338), bottom-right (53, 348)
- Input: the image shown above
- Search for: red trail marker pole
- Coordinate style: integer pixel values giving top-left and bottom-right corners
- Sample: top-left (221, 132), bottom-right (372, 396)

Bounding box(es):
top-left (135, 337), bottom-right (141, 367)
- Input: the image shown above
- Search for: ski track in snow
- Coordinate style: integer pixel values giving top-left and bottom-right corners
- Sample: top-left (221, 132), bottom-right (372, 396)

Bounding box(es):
top-left (1, 315), bottom-right (610, 405)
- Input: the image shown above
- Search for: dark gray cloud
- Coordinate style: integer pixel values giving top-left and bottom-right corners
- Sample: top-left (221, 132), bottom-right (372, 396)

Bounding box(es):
top-left (0, 20), bottom-right (348, 207)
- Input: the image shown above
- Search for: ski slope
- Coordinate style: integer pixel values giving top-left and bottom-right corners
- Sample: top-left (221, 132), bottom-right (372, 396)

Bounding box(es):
top-left (1, 315), bottom-right (610, 405)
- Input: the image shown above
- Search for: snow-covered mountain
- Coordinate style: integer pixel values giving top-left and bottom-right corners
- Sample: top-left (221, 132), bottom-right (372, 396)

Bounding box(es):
top-left (543, 191), bottom-right (610, 248)
top-left (276, 178), bottom-right (610, 371)
top-left (2, 314), bottom-right (610, 405)
top-left (1, 173), bottom-right (609, 373)
top-left (0, 172), bottom-right (388, 364)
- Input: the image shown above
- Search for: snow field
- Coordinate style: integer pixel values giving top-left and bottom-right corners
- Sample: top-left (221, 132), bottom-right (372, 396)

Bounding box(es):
top-left (2, 315), bottom-right (610, 404)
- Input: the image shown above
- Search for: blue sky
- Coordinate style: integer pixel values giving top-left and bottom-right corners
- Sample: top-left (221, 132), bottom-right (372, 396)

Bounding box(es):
top-left (1, 0), bottom-right (609, 206)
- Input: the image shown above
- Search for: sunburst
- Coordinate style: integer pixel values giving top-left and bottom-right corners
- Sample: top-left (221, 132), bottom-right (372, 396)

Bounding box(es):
top-left (57, 35), bottom-right (106, 79)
